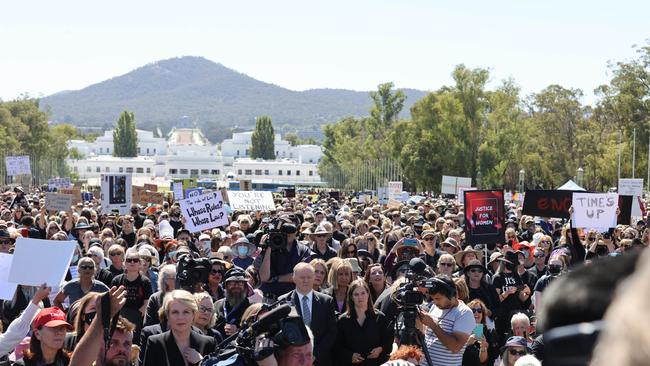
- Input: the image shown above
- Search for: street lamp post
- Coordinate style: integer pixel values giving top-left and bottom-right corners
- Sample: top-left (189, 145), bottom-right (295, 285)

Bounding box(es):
top-left (577, 167), bottom-right (584, 188)
top-left (518, 169), bottom-right (525, 193)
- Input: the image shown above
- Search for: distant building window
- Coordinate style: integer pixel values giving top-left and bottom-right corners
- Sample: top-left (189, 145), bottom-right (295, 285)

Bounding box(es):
top-left (309, 170), bottom-right (313, 176)
top-left (255, 169), bottom-right (262, 175)
top-left (146, 168), bottom-right (151, 173)
top-left (96, 167), bottom-right (101, 173)
top-left (180, 169), bottom-right (188, 174)
top-left (190, 169), bottom-right (199, 176)
top-left (278, 170), bottom-right (283, 176)
top-left (237, 150), bottom-right (240, 156)
top-left (86, 167), bottom-right (92, 172)
top-left (153, 148), bottom-right (156, 154)
top-left (211, 169), bottom-right (220, 175)
top-left (238, 169), bottom-right (242, 175)
top-left (309, 159), bottom-right (313, 163)
top-left (106, 167), bottom-right (110, 172)
top-left (201, 169), bottom-right (209, 175)
top-left (137, 148), bottom-right (141, 154)
top-left (287, 170), bottom-right (291, 176)
top-left (264, 170), bottom-right (269, 175)
top-left (296, 170), bottom-right (300, 176)
top-left (169, 169), bottom-right (178, 174)
top-left (245, 169), bottom-right (252, 175)
top-left (136, 167), bottom-right (144, 173)
top-left (119, 167), bottom-right (124, 173)
top-left (126, 167), bottom-right (133, 173)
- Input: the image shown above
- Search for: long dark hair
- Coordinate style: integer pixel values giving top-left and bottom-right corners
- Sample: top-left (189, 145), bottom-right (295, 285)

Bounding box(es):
top-left (23, 328), bottom-right (71, 363)
top-left (363, 263), bottom-right (385, 301)
top-left (344, 279), bottom-right (375, 319)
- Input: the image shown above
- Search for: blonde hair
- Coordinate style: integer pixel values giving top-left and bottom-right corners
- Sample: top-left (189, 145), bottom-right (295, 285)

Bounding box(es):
top-left (162, 290), bottom-right (198, 316)
top-left (328, 259), bottom-right (353, 290)
top-left (193, 291), bottom-right (216, 328)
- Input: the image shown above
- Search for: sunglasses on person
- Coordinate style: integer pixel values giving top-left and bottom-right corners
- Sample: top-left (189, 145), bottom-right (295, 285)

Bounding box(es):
top-left (198, 305), bottom-right (213, 313)
top-left (0, 240), bottom-right (12, 245)
top-left (125, 257), bottom-right (140, 263)
top-left (533, 252), bottom-right (545, 258)
top-left (422, 237), bottom-right (435, 242)
top-left (79, 265), bottom-right (94, 270)
top-left (210, 269), bottom-right (225, 276)
top-left (86, 253), bottom-right (98, 258)
top-left (508, 349), bottom-right (527, 356)
top-left (469, 268), bottom-right (483, 273)
top-left (471, 308), bottom-right (483, 313)
top-left (315, 234), bottom-right (327, 238)
top-left (439, 262), bottom-right (454, 267)
top-left (109, 252), bottom-right (122, 257)
top-left (83, 311), bottom-right (96, 325)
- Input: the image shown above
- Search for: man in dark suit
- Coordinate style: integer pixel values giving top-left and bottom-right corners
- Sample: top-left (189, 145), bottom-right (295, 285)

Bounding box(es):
top-left (278, 262), bottom-right (337, 366)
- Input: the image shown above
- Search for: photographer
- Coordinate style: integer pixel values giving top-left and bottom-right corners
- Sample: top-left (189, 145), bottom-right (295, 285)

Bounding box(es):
top-left (256, 217), bottom-right (311, 299)
top-left (254, 325), bottom-right (314, 366)
top-left (417, 275), bottom-right (474, 366)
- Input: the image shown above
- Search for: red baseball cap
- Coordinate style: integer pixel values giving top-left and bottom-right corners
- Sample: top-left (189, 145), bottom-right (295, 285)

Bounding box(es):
top-left (32, 307), bottom-right (73, 330)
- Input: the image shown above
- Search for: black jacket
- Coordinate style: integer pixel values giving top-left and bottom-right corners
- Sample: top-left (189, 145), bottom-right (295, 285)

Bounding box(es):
top-left (278, 290), bottom-right (338, 366)
top-left (335, 310), bottom-right (393, 366)
top-left (142, 330), bottom-right (216, 366)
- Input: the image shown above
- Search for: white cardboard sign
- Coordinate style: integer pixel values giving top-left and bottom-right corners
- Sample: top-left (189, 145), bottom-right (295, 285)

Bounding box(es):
top-left (388, 181), bottom-right (403, 200)
top-left (45, 192), bottom-right (74, 212)
top-left (227, 191), bottom-right (275, 211)
top-left (8, 238), bottom-right (77, 287)
top-left (458, 187), bottom-right (477, 204)
top-left (48, 178), bottom-right (72, 190)
top-left (0, 253), bottom-right (18, 300)
top-left (179, 191), bottom-right (229, 232)
top-left (5, 156), bottom-right (31, 176)
top-left (172, 182), bottom-right (184, 201)
top-left (572, 192), bottom-right (618, 229)
top-left (618, 178), bottom-right (644, 196)
top-left (100, 174), bottom-right (132, 215)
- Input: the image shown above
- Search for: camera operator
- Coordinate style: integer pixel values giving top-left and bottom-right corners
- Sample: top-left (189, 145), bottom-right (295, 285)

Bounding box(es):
top-left (256, 217), bottom-right (312, 299)
top-left (417, 275), bottom-right (474, 366)
top-left (254, 327), bottom-right (314, 366)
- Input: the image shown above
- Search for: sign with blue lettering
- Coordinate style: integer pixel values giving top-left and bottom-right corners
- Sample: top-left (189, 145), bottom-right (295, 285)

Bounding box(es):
top-left (179, 191), bottom-right (228, 232)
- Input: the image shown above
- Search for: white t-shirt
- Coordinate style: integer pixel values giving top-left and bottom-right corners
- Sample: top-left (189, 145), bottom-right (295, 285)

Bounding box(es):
top-left (420, 301), bottom-right (475, 366)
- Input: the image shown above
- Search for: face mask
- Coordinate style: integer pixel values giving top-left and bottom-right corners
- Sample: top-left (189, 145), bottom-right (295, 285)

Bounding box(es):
top-left (237, 246), bottom-right (249, 256)
top-left (549, 265), bottom-right (562, 275)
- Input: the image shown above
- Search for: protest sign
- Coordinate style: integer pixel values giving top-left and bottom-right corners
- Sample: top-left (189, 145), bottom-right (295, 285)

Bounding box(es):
top-left (59, 188), bottom-right (82, 203)
top-left (48, 178), bottom-right (71, 191)
top-left (100, 174), bottom-right (132, 215)
top-left (172, 182), bottom-right (184, 200)
top-left (388, 181), bottom-right (403, 200)
top-left (522, 190), bottom-right (574, 219)
top-left (185, 187), bottom-right (203, 198)
top-left (504, 191), bottom-right (513, 201)
top-left (458, 187), bottom-right (477, 204)
top-left (441, 175), bottom-right (472, 195)
top-left (0, 253), bottom-right (18, 300)
top-left (618, 195), bottom-right (633, 225)
top-left (45, 192), bottom-right (73, 212)
top-left (132, 186), bottom-right (165, 206)
top-left (329, 191), bottom-right (340, 201)
top-left (8, 238), bottom-right (77, 287)
top-left (179, 191), bottom-right (228, 232)
top-left (377, 187), bottom-right (389, 205)
top-left (464, 190), bottom-right (504, 245)
top-left (387, 199), bottom-right (402, 210)
top-left (240, 179), bottom-right (252, 191)
top-left (572, 192), bottom-right (618, 229)
top-left (5, 156), bottom-right (31, 176)
top-left (618, 178), bottom-right (644, 196)
top-left (284, 188), bottom-right (296, 198)
top-left (227, 191), bottom-right (275, 211)
top-left (144, 183), bottom-right (158, 192)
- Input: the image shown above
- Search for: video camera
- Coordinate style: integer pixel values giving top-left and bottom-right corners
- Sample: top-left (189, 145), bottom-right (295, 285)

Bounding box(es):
top-left (176, 253), bottom-right (211, 292)
top-left (201, 303), bottom-right (311, 366)
top-left (261, 217), bottom-right (296, 251)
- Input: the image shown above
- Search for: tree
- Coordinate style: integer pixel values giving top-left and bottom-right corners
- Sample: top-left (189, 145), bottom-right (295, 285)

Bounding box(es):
top-left (251, 116), bottom-right (275, 159)
top-left (113, 111), bottom-right (138, 157)
top-left (369, 82), bottom-right (406, 133)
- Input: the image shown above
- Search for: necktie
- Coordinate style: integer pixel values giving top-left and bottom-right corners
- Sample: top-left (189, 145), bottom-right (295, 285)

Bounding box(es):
top-left (302, 295), bottom-right (311, 326)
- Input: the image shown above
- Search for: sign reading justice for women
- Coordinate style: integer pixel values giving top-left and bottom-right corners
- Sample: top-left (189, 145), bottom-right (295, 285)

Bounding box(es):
top-left (464, 190), bottom-right (504, 245)
top-left (179, 191), bottom-right (228, 232)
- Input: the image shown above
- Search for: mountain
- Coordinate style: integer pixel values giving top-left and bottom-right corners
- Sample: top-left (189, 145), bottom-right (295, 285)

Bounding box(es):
top-left (40, 56), bottom-right (428, 141)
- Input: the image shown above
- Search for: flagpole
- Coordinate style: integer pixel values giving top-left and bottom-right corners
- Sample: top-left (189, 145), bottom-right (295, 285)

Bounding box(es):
top-left (633, 128), bottom-right (636, 178)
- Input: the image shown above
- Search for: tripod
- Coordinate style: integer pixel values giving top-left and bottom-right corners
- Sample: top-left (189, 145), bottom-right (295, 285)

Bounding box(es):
top-left (398, 307), bottom-right (433, 366)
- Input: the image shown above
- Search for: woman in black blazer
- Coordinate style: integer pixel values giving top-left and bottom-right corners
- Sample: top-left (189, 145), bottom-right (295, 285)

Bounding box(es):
top-left (335, 279), bottom-right (393, 366)
top-left (143, 290), bottom-right (216, 366)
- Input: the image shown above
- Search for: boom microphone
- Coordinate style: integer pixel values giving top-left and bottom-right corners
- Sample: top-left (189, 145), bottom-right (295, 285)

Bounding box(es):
top-left (249, 304), bottom-right (292, 334)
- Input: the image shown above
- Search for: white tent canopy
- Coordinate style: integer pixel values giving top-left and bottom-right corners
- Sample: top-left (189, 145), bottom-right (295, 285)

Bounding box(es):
top-left (557, 179), bottom-right (586, 191)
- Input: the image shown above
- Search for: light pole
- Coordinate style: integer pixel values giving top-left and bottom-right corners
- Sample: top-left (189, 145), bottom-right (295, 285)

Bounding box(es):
top-left (518, 169), bottom-right (525, 193)
top-left (577, 167), bottom-right (584, 188)
top-left (477, 171), bottom-right (483, 189)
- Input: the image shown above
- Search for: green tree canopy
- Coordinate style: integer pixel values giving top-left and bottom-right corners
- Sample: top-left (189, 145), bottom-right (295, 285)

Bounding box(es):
top-left (113, 111), bottom-right (138, 157)
top-left (251, 116), bottom-right (275, 159)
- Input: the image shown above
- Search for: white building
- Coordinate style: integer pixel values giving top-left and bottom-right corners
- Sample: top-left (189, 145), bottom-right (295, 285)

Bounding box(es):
top-left (67, 127), bottom-right (324, 184)
top-left (231, 158), bottom-right (321, 183)
top-left (69, 129), bottom-right (167, 157)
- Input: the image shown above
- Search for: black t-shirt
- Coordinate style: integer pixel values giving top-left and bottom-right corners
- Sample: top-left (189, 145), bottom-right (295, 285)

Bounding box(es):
top-left (534, 273), bottom-right (554, 294)
top-left (492, 271), bottom-right (526, 316)
top-left (120, 231), bottom-right (137, 248)
top-left (96, 265), bottom-right (124, 287)
top-left (111, 274), bottom-right (153, 310)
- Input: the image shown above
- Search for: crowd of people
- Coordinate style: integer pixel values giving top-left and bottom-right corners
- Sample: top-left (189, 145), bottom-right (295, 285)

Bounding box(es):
top-left (0, 184), bottom-right (647, 366)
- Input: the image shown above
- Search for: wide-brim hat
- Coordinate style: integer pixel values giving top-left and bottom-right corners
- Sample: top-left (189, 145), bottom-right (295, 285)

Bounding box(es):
top-left (396, 242), bottom-right (423, 256)
top-left (500, 336), bottom-right (532, 353)
top-left (72, 222), bottom-right (90, 231)
top-left (234, 237), bottom-right (256, 255)
top-left (454, 246), bottom-right (484, 267)
top-left (345, 257), bottom-right (362, 273)
top-left (463, 259), bottom-right (487, 274)
top-left (311, 225), bottom-right (332, 235)
top-left (0, 229), bottom-right (15, 242)
top-left (487, 252), bottom-right (503, 266)
top-left (497, 251), bottom-right (520, 266)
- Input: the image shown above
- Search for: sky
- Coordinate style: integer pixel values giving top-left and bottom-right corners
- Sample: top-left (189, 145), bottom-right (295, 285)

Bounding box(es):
top-left (1, 0), bottom-right (649, 105)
